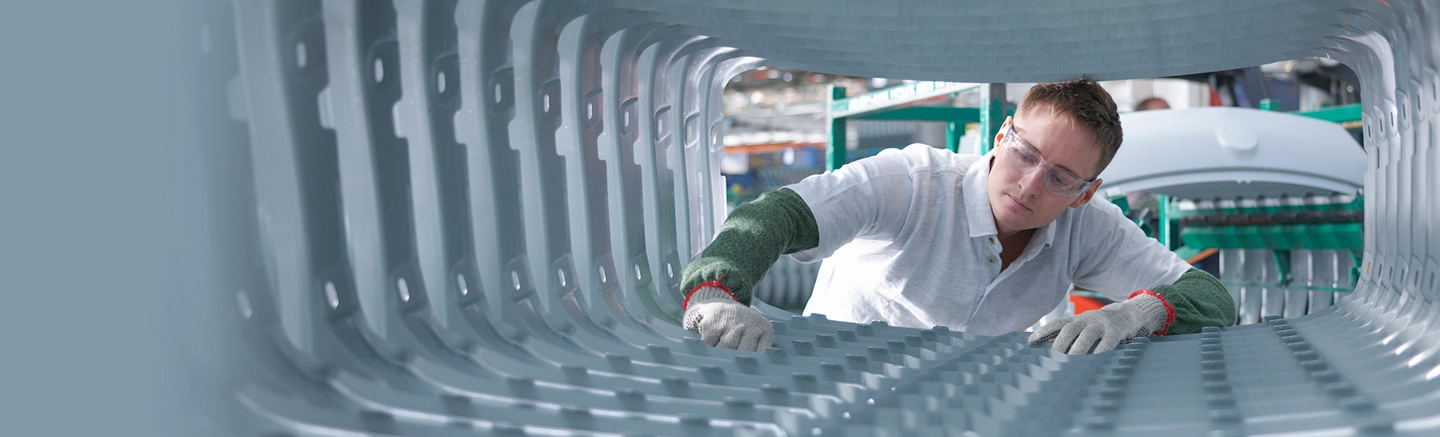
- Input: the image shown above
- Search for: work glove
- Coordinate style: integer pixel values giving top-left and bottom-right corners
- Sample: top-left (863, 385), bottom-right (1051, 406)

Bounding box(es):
top-left (1028, 291), bottom-right (1174, 355)
top-left (682, 286), bottom-right (774, 352)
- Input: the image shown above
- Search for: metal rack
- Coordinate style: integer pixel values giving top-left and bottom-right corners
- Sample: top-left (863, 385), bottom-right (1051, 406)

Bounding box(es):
top-left (825, 82), bottom-right (1009, 171)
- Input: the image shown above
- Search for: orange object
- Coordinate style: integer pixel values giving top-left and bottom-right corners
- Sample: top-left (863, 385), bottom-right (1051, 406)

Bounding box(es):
top-left (1187, 248), bottom-right (1219, 265)
top-left (1069, 294), bottom-right (1108, 315)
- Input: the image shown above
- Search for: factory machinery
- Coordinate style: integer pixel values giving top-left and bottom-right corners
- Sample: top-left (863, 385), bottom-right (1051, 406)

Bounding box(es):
top-left (194, 0), bottom-right (1440, 435)
top-left (1175, 194), bottom-right (1363, 323)
top-left (1102, 105), bottom-right (1368, 327)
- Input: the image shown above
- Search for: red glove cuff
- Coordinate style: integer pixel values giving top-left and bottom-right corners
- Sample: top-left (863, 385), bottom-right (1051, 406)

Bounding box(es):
top-left (1128, 289), bottom-right (1176, 336)
top-left (683, 274), bottom-right (737, 311)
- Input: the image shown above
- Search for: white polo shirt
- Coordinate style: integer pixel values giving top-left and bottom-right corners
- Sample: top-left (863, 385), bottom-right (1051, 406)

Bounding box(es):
top-left (787, 144), bottom-right (1190, 336)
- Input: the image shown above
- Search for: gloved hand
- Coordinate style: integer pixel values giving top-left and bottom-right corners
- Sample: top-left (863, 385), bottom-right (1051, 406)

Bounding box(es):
top-left (1028, 291), bottom-right (1174, 355)
top-left (682, 287), bottom-right (774, 352)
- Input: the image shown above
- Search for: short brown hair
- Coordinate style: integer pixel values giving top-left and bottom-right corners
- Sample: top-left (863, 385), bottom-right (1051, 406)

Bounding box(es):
top-left (1015, 77), bottom-right (1122, 178)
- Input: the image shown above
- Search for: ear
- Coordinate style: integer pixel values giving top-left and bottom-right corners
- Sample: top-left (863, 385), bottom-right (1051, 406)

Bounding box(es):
top-left (993, 116), bottom-right (1012, 145)
top-left (1070, 179), bottom-right (1103, 208)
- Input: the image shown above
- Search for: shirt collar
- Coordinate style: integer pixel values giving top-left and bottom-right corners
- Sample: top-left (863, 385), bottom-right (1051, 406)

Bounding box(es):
top-left (961, 151), bottom-right (1059, 249)
top-left (962, 153), bottom-right (998, 238)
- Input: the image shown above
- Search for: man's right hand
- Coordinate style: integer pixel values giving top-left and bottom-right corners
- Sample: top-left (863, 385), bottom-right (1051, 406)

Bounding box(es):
top-left (682, 287), bottom-right (774, 352)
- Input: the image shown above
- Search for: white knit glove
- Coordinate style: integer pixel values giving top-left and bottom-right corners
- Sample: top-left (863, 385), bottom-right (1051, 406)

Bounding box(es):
top-left (682, 287), bottom-right (774, 352)
top-left (1029, 292), bottom-right (1172, 355)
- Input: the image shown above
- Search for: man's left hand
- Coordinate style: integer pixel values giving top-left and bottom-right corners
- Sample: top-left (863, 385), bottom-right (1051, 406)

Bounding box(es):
top-left (1028, 292), bottom-right (1172, 355)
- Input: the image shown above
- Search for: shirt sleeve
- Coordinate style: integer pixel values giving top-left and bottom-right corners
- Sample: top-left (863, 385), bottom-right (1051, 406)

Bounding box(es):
top-left (1070, 200), bottom-right (1235, 334)
top-left (678, 188), bottom-right (819, 306)
top-left (677, 144), bottom-right (959, 308)
top-left (1071, 200), bottom-right (1192, 300)
top-left (786, 144), bottom-right (940, 261)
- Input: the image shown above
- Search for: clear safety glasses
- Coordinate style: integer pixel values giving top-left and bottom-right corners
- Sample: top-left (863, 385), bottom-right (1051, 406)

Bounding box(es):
top-left (1000, 123), bottom-right (1097, 196)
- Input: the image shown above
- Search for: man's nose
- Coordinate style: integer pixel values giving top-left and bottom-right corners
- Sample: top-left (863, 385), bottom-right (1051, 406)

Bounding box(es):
top-left (1018, 166), bottom-right (1047, 197)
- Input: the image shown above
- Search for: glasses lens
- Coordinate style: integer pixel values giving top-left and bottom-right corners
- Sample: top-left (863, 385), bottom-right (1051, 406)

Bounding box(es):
top-left (1043, 168), bottom-right (1085, 195)
top-left (1006, 141), bottom-right (1039, 170)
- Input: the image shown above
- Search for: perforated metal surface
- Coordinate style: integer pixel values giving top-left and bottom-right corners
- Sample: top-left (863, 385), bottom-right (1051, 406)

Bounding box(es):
top-left (201, 1), bottom-right (1440, 435)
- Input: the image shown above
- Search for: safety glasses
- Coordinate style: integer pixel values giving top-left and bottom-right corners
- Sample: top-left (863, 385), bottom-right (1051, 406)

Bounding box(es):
top-left (1000, 123), bottom-right (1097, 196)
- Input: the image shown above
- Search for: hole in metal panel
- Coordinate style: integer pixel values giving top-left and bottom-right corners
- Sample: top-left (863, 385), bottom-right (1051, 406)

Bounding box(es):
top-left (494, 83), bottom-right (502, 103)
top-left (620, 98), bottom-right (638, 134)
top-left (436, 71), bottom-right (447, 94)
top-left (582, 91), bottom-right (604, 127)
top-left (374, 58), bottom-right (385, 83)
top-left (511, 271), bottom-right (522, 291)
top-left (457, 274), bottom-right (468, 296)
top-left (635, 264), bottom-right (643, 281)
top-left (597, 265), bottom-right (608, 283)
top-left (557, 268), bottom-right (567, 287)
top-left (397, 277), bottom-right (410, 302)
top-left (538, 81), bottom-right (561, 120)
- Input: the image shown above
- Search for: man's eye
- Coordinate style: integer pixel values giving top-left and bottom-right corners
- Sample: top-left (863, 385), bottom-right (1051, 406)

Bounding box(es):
top-left (1045, 172), bottom-right (1068, 187)
top-left (1016, 151), bottom-right (1039, 165)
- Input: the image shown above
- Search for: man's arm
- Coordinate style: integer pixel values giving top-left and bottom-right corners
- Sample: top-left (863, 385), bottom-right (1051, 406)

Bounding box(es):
top-left (677, 188), bottom-right (818, 351)
top-left (680, 188), bottom-right (820, 306)
top-left (1069, 200), bottom-right (1237, 331)
top-left (1147, 268), bottom-right (1236, 335)
top-left (1031, 267), bottom-right (1236, 354)
top-left (680, 145), bottom-right (933, 350)
top-left (1035, 200), bottom-right (1237, 354)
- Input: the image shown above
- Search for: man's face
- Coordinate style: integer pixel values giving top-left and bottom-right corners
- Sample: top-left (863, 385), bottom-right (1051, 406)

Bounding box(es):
top-left (986, 108), bottom-right (1105, 238)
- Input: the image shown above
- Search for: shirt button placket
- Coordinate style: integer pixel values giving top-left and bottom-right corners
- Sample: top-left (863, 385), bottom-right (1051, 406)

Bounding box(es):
top-left (985, 236), bottom-right (1000, 265)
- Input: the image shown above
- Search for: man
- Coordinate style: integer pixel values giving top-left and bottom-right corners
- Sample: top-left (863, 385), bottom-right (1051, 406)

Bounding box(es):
top-left (679, 78), bottom-right (1234, 354)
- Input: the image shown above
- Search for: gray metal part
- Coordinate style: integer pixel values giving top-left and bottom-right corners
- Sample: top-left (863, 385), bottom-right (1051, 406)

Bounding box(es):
top-left (1103, 107), bottom-right (1367, 200)
top-left (203, 0), bottom-right (1440, 435)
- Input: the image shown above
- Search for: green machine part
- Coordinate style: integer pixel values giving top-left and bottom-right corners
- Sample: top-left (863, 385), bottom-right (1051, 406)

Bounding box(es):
top-left (1166, 195), bottom-right (1364, 292)
top-left (978, 83), bottom-right (1006, 155)
top-left (826, 86), bottom-right (848, 171)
